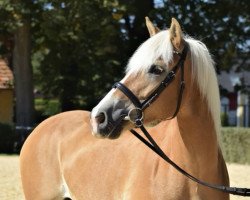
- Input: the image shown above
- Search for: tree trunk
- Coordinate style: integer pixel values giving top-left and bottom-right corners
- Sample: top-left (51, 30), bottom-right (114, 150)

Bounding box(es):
top-left (13, 19), bottom-right (34, 134)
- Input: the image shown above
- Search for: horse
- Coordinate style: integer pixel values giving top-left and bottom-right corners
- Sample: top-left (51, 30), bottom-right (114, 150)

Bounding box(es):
top-left (20, 17), bottom-right (229, 200)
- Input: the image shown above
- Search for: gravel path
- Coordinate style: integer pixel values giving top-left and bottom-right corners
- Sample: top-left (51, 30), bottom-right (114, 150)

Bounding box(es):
top-left (0, 155), bottom-right (249, 200)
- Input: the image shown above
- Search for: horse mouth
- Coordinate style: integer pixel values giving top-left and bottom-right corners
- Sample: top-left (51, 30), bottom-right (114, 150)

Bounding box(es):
top-left (106, 122), bottom-right (123, 139)
top-left (91, 115), bottom-right (126, 139)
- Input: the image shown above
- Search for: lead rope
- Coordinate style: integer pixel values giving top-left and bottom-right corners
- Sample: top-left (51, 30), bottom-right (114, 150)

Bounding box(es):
top-left (130, 126), bottom-right (250, 196)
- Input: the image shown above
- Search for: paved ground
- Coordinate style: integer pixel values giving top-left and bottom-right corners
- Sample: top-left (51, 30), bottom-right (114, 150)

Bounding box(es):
top-left (0, 155), bottom-right (249, 200)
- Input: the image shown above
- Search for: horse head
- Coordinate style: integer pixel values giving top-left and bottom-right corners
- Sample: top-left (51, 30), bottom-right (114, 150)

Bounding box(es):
top-left (91, 18), bottom-right (191, 139)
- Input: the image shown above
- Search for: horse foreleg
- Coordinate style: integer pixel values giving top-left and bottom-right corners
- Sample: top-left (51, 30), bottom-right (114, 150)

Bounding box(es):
top-left (20, 131), bottom-right (65, 200)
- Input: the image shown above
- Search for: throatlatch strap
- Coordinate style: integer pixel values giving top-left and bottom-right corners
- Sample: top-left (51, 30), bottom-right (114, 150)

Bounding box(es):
top-left (166, 60), bottom-right (185, 120)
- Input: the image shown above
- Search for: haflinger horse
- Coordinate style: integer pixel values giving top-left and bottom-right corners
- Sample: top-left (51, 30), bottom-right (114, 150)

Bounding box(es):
top-left (20, 17), bottom-right (229, 200)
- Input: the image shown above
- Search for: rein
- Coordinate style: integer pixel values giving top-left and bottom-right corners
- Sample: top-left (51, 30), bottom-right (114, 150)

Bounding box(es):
top-left (113, 43), bottom-right (250, 197)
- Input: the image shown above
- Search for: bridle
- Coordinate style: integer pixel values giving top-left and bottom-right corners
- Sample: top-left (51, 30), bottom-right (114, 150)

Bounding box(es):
top-left (112, 42), bottom-right (250, 196)
top-left (113, 44), bottom-right (187, 127)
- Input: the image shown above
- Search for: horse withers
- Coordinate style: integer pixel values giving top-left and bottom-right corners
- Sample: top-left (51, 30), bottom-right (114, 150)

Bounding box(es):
top-left (20, 17), bottom-right (229, 200)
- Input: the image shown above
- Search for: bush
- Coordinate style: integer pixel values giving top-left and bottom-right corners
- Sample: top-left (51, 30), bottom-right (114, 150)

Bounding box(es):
top-left (221, 127), bottom-right (250, 164)
top-left (35, 98), bottom-right (61, 123)
top-left (0, 123), bottom-right (15, 153)
top-left (221, 113), bottom-right (229, 127)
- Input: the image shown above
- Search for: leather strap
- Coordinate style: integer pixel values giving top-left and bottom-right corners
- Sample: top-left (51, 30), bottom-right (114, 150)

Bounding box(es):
top-left (113, 82), bottom-right (142, 108)
top-left (113, 44), bottom-right (189, 122)
top-left (130, 126), bottom-right (250, 196)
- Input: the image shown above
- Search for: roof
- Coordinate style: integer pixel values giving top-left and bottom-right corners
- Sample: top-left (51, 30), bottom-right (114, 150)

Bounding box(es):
top-left (0, 59), bottom-right (13, 89)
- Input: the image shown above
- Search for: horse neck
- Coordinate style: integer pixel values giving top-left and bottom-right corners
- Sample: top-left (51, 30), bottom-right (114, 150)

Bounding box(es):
top-left (162, 83), bottom-right (220, 175)
top-left (153, 84), bottom-right (229, 199)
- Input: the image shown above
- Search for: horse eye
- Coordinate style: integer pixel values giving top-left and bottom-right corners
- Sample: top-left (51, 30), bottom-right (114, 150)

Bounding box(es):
top-left (149, 65), bottom-right (164, 75)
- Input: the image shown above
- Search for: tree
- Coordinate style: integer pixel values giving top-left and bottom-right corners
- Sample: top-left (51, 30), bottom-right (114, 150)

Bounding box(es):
top-left (13, 17), bottom-right (34, 128)
top-left (1, 0), bottom-right (125, 116)
top-left (1, 0), bottom-right (249, 123)
top-left (150, 0), bottom-right (250, 72)
top-left (0, 0), bottom-right (34, 132)
top-left (118, 0), bottom-right (155, 56)
top-left (32, 0), bottom-right (125, 111)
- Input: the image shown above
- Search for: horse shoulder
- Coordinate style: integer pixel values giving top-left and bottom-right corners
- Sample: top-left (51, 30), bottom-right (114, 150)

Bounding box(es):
top-left (20, 110), bottom-right (92, 200)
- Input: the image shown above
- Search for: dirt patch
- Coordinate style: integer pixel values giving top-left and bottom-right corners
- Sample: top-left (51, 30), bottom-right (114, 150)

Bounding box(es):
top-left (227, 163), bottom-right (250, 200)
top-left (0, 155), bottom-right (249, 200)
top-left (0, 155), bottom-right (24, 200)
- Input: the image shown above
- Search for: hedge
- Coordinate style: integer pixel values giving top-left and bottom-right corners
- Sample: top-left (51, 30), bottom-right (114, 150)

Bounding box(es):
top-left (221, 127), bottom-right (250, 164)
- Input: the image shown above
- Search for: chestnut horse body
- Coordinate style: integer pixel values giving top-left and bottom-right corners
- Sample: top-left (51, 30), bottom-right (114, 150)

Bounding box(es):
top-left (20, 18), bottom-right (229, 200)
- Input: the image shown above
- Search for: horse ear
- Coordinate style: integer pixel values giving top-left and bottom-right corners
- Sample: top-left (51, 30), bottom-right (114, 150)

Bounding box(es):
top-left (169, 18), bottom-right (184, 51)
top-left (145, 16), bottom-right (160, 37)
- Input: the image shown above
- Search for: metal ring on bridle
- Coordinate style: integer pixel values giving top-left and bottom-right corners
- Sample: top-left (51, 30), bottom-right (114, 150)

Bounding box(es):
top-left (127, 108), bottom-right (143, 126)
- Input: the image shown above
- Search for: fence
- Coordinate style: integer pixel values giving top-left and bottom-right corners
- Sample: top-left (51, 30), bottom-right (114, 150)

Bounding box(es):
top-left (221, 104), bottom-right (250, 127)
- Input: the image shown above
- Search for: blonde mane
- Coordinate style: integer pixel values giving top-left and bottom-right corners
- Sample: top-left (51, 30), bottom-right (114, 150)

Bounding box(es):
top-left (185, 36), bottom-right (221, 137)
top-left (126, 30), bottom-right (221, 137)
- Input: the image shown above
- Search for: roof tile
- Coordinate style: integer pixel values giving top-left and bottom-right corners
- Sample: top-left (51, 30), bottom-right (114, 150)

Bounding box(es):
top-left (0, 59), bottom-right (14, 89)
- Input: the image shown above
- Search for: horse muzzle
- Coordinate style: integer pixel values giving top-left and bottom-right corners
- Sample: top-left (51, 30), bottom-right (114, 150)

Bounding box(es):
top-left (90, 100), bottom-right (129, 139)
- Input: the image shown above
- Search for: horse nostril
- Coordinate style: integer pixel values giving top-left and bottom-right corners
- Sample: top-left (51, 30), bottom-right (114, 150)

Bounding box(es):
top-left (95, 112), bottom-right (106, 124)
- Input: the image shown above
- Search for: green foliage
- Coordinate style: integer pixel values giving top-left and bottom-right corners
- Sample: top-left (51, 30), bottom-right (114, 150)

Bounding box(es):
top-left (221, 127), bottom-right (250, 164)
top-left (0, 123), bottom-right (15, 153)
top-left (221, 113), bottom-right (229, 127)
top-left (150, 0), bottom-right (250, 71)
top-left (35, 98), bottom-right (61, 122)
top-left (0, 0), bottom-right (249, 118)
top-left (32, 0), bottom-right (125, 111)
